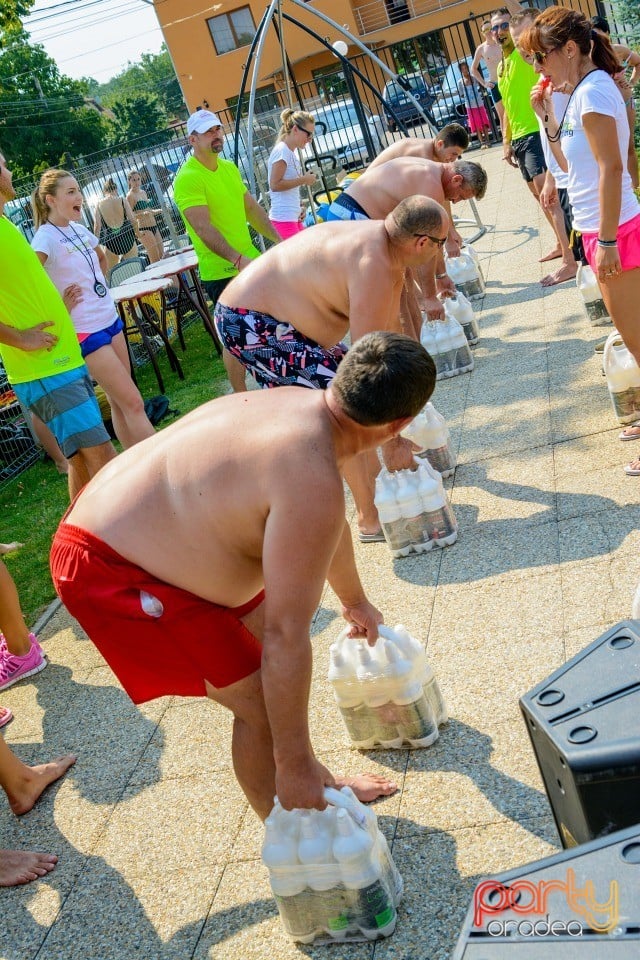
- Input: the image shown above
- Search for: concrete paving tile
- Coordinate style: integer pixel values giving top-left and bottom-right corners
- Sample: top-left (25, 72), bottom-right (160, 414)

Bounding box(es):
top-left (557, 505), bottom-right (640, 566)
top-left (562, 624), bottom-right (608, 662)
top-left (396, 720), bottom-right (549, 840)
top-left (559, 553), bottom-right (638, 632)
top-left (553, 428), bottom-right (628, 477)
top-left (194, 859), bottom-right (375, 959)
top-left (457, 400), bottom-right (552, 463)
top-left (556, 461), bottom-right (640, 520)
top-left (435, 518), bottom-right (559, 586)
top-left (33, 861), bottom-right (221, 960)
top-left (94, 772), bottom-right (248, 876)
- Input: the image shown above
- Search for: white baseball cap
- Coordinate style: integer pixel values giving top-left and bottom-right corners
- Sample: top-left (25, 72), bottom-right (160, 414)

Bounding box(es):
top-left (187, 109), bottom-right (222, 135)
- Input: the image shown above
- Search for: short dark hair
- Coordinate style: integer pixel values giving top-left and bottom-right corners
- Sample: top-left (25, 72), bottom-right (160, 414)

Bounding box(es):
top-left (590, 15), bottom-right (610, 34)
top-left (437, 123), bottom-right (469, 150)
top-left (331, 332), bottom-right (436, 426)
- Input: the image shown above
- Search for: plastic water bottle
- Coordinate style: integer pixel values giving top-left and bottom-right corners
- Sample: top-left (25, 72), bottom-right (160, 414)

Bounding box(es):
top-left (328, 643), bottom-right (374, 746)
top-left (603, 332), bottom-right (640, 425)
top-left (444, 292), bottom-right (479, 346)
top-left (395, 470), bottom-right (431, 554)
top-left (446, 250), bottom-right (485, 300)
top-left (443, 312), bottom-right (474, 374)
top-left (384, 640), bottom-right (438, 746)
top-left (357, 644), bottom-right (402, 747)
top-left (374, 471), bottom-right (412, 558)
top-left (298, 811), bottom-right (345, 938)
top-left (633, 582), bottom-right (640, 620)
top-left (417, 464), bottom-right (458, 547)
top-left (263, 816), bottom-right (312, 940)
top-left (416, 403), bottom-right (457, 478)
top-left (420, 319), bottom-right (451, 379)
top-left (334, 786), bottom-right (403, 903)
top-left (382, 625), bottom-right (447, 734)
top-left (460, 243), bottom-right (485, 286)
top-left (332, 808), bottom-right (397, 939)
top-left (576, 262), bottom-right (611, 326)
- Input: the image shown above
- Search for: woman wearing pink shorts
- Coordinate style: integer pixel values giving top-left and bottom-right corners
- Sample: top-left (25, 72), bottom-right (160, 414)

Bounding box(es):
top-left (525, 8), bottom-right (640, 474)
top-left (267, 109), bottom-right (317, 240)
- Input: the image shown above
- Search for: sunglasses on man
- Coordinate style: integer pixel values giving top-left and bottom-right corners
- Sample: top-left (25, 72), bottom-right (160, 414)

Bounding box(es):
top-left (491, 21), bottom-right (510, 32)
top-left (414, 233), bottom-right (447, 247)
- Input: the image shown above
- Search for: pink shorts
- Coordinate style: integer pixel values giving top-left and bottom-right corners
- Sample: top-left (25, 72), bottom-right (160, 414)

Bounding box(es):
top-left (270, 219), bottom-right (305, 240)
top-left (582, 211), bottom-right (640, 273)
top-left (50, 521), bottom-right (264, 704)
top-left (467, 106), bottom-right (490, 134)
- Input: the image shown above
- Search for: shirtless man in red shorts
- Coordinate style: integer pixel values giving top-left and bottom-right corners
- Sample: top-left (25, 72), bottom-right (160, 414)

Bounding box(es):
top-left (51, 332), bottom-right (436, 817)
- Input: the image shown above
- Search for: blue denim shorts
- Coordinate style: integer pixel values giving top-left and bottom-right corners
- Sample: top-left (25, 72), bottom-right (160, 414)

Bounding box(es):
top-left (13, 367), bottom-right (110, 458)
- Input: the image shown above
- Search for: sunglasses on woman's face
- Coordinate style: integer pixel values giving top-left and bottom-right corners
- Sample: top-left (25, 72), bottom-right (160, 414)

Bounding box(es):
top-left (295, 124), bottom-right (313, 140)
top-left (532, 48), bottom-right (556, 64)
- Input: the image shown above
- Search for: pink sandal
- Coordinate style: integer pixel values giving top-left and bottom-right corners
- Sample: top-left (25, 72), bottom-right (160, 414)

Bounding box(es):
top-left (0, 706), bottom-right (14, 729)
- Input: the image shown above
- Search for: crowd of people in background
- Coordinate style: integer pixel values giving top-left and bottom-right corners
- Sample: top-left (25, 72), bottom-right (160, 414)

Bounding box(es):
top-left (0, 1), bottom-right (638, 889)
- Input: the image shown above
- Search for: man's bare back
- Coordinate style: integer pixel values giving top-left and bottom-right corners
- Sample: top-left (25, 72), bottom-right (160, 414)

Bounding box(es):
top-left (346, 157), bottom-right (449, 220)
top-left (66, 388), bottom-right (345, 609)
top-left (219, 219), bottom-right (409, 345)
top-left (368, 138), bottom-right (437, 169)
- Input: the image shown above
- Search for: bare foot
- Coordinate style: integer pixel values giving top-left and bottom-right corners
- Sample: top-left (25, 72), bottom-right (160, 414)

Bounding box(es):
top-left (540, 263), bottom-right (578, 287)
top-left (539, 247), bottom-right (561, 263)
top-left (335, 773), bottom-right (398, 803)
top-left (7, 754), bottom-right (77, 816)
top-left (0, 849), bottom-right (58, 886)
top-left (0, 541), bottom-right (24, 556)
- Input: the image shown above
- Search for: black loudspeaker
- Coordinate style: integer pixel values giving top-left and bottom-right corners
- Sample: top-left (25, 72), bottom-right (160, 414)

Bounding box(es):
top-left (452, 824), bottom-right (640, 957)
top-left (519, 620), bottom-right (640, 848)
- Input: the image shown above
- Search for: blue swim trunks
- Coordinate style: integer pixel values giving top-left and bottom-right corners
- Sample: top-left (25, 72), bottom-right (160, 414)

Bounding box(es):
top-left (325, 192), bottom-right (371, 221)
top-left (214, 302), bottom-right (348, 390)
top-left (12, 367), bottom-right (110, 458)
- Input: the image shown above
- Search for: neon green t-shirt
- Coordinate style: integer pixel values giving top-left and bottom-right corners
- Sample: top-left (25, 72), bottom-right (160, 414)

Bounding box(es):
top-left (173, 155), bottom-right (260, 281)
top-left (0, 217), bottom-right (83, 385)
top-left (497, 50), bottom-right (539, 142)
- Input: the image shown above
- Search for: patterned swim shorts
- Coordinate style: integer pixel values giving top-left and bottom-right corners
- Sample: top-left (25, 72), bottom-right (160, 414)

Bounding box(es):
top-left (214, 302), bottom-right (348, 390)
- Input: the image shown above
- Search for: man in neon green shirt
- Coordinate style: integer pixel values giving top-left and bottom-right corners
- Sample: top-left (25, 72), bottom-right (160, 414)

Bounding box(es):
top-left (0, 152), bottom-right (115, 499)
top-left (173, 110), bottom-right (280, 391)
top-left (495, 8), bottom-right (576, 285)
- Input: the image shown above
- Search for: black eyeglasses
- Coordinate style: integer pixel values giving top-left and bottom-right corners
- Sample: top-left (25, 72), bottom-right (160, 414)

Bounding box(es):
top-left (491, 21), bottom-right (510, 32)
top-left (414, 233), bottom-right (447, 247)
top-left (295, 123), bottom-right (313, 139)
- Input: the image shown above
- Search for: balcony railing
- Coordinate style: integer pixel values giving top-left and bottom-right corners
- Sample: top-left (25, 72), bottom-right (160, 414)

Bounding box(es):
top-left (352, 0), bottom-right (465, 36)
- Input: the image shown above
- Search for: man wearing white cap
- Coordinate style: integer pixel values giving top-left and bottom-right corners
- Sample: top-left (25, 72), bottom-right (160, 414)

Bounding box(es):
top-left (174, 109), bottom-right (280, 390)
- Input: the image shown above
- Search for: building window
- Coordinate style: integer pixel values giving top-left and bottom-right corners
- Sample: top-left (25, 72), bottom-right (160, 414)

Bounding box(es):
top-left (207, 6), bottom-right (256, 56)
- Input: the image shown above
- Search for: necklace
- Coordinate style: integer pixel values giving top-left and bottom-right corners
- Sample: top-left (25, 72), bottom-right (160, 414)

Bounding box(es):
top-left (546, 68), bottom-right (598, 142)
top-left (48, 221), bottom-right (108, 298)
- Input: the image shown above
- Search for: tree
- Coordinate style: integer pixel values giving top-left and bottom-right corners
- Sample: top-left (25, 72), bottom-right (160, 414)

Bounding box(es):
top-left (96, 45), bottom-right (186, 121)
top-left (106, 93), bottom-right (168, 149)
top-left (0, 1), bottom-right (34, 37)
top-left (0, 31), bottom-right (106, 179)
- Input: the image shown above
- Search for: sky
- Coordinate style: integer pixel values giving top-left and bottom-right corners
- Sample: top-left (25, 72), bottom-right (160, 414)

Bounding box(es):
top-left (23, 0), bottom-right (166, 84)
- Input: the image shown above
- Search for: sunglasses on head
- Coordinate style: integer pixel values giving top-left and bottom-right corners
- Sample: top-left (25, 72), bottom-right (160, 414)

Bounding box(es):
top-left (295, 123), bottom-right (313, 139)
top-left (414, 233), bottom-right (447, 247)
top-left (491, 21), bottom-right (510, 32)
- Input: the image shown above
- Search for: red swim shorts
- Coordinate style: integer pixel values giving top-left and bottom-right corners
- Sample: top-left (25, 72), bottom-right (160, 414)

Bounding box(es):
top-left (50, 522), bottom-right (264, 704)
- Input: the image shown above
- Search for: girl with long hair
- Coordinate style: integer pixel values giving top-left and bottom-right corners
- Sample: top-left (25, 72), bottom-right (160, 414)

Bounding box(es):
top-left (522, 8), bottom-right (640, 474)
top-left (126, 170), bottom-right (164, 263)
top-left (267, 108), bottom-right (317, 240)
top-left (31, 170), bottom-right (154, 449)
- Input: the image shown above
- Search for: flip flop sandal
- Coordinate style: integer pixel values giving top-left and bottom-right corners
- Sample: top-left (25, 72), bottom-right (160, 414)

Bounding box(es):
top-left (624, 462), bottom-right (640, 477)
top-left (358, 531), bottom-right (387, 543)
top-left (619, 424), bottom-right (640, 441)
top-left (0, 706), bottom-right (14, 729)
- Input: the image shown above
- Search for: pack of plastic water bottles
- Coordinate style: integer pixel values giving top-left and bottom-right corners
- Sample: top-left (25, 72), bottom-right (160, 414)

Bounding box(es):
top-left (374, 461), bottom-right (458, 557)
top-left (328, 624), bottom-right (448, 750)
top-left (445, 245), bottom-right (486, 300)
top-left (401, 401), bottom-right (457, 478)
top-left (262, 786), bottom-right (403, 944)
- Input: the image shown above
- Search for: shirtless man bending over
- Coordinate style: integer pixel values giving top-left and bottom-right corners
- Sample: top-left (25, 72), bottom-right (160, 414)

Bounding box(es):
top-left (327, 157), bottom-right (487, 314)
top-left (51, 332), bottom-right (437, 816)
top-left (215, 195), bottom-right (449, 540)
top-left (368, 126), bottom-right (471, 256)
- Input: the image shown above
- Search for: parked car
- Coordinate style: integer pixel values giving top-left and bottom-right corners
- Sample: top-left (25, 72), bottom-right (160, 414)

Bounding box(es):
top-left (302, 99), bottom-right (385, 172)
top-left (382, 72), bottom-right (435, 132)
top-left (5, 197), bottom-right (34, 242)
top-left (430, 58), bottom-right (491, 130)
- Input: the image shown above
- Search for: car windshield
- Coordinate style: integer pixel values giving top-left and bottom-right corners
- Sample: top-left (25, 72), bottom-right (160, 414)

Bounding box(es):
top-left (387, 77), bottom-right (424, 97)
top-left (315, 103), bottom-right (362, 133)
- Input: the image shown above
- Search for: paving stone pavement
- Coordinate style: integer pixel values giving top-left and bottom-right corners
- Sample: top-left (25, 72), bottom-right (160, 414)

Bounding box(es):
top-left (2, 144), bottom-right (638, 960)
